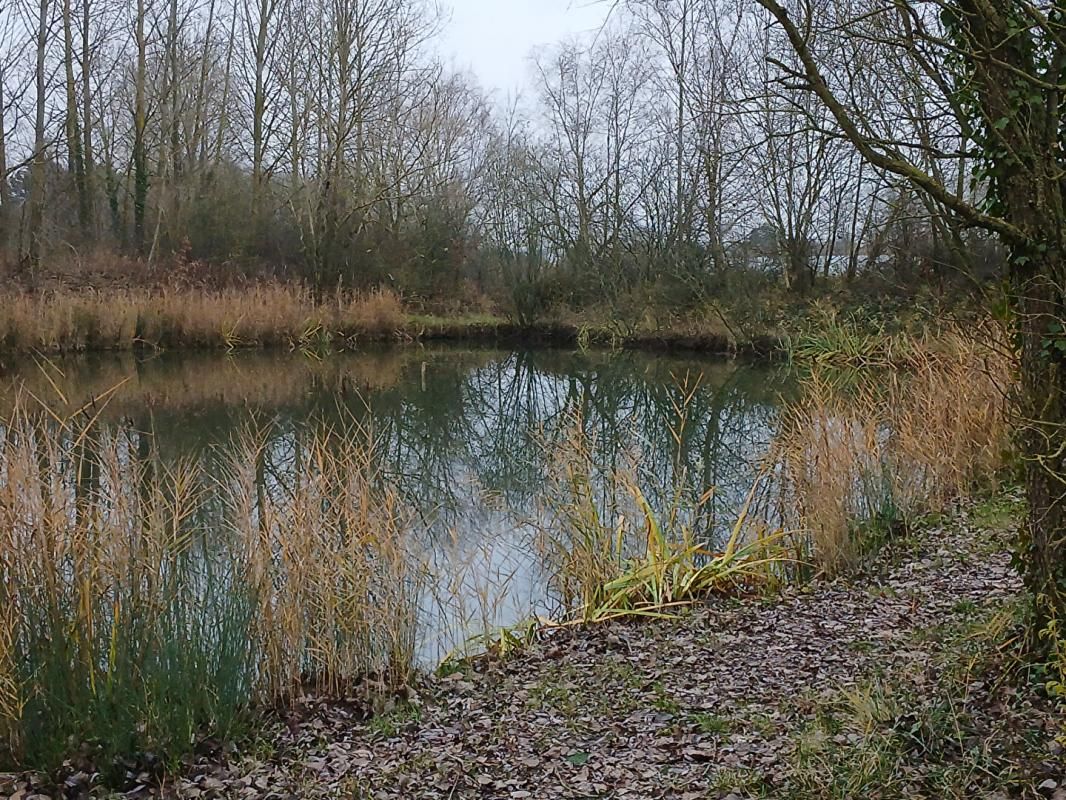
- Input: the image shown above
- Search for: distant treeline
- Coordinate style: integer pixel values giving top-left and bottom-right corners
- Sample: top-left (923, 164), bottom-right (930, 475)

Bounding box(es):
top-left (0, 0), bottom-right (1003, 315)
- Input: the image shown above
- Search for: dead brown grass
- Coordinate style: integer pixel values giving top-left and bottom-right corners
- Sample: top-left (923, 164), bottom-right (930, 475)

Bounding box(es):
top-left (765, 323), bottom-right (1014, 572)
top-left (227, 417), bottom-right (420, 696)
top-left (0, 285), bottom-right (407, 353)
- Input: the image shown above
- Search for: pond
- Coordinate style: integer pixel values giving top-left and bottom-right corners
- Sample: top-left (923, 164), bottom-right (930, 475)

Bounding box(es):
top-left (0, 346), bottom-right (791, 664)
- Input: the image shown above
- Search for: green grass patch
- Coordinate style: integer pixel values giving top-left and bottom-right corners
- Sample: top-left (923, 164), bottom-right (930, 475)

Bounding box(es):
top-left (404, 313), bottom-right (507, 330)
top-left (775, 599), bottom-right (1053, 799)
top-left (971, 491), bottom-right (1026, 531)
top-left (366, 702), bottom-right (422, 738)
top-left (691, 712), bottom-right (732, 736)
top-left (650, 681), bottom-right (682, 715)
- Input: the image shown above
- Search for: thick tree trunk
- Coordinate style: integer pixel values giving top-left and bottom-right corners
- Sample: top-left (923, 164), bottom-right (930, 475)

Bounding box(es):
top-left (783, 237), bottom-right (812, 294)
top-left (1015, 260), bottom-right (1066, 646)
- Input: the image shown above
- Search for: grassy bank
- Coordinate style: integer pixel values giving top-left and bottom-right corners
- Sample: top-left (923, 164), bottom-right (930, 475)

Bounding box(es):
top-left (101, 492), bottom-right (1058, 800)
top-left (0, 284), bottom-right (943, 358)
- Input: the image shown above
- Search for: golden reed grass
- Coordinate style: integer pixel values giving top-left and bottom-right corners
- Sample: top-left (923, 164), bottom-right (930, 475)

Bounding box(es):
top-left (0, 393), bottom-right (419, 769)
top-left (768, 323), bottom-right (1013, 572)
top-left (537, 389), bottom-right (786, 624)
top-left (0, 284), bottom-right (406, 353)
top-left (226, 418), bottom-right (419, 697)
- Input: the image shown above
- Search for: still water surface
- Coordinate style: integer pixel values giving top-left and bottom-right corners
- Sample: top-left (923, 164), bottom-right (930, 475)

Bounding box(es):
top-left (2, 346), bottom-right (791, 661)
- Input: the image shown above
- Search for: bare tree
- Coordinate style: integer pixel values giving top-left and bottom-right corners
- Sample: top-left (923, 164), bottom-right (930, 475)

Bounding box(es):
top-left (131, 0), bottom-right (148, 252)
top-left (62, 0), bottom-right (89, 235)
top-left (756, 0), bottom-right (1066, 656)
top-left (24, 0), bottom-right (55, 265)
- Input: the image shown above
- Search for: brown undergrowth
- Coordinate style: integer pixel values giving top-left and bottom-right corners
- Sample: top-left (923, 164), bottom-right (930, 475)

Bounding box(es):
top-left (765, 322), bottom-right (1014, 573)
top-left (0, 285), bottom-right (406, 353)
top-left (0, 392), bottom-right (420, 773)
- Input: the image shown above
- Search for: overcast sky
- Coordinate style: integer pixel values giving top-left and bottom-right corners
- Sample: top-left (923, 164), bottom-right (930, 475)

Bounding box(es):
top-left (437, 0), bottom-right (611, 98)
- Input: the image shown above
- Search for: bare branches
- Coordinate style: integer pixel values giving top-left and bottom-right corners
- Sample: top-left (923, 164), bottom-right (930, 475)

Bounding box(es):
top-left (755, 0), bottom-right (1025, 243)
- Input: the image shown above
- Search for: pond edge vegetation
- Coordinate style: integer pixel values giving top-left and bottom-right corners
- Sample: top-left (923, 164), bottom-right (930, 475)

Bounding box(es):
top-left (471, 324), bottom-right (1018, 650)
top-left (1, 316), bottom-right (1061, 795)
top-left (0, 284), bottom-right (926, 360)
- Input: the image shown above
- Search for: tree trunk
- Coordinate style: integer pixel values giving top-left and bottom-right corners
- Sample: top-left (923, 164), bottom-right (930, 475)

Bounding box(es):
top-left (63, 0), bottom-right (89, 237)
top-left (781, 234), bottom-right (811, 294)
top-left (26, 0), bottom-right (51, 267)
top-left (164, 0), bottom-right (181, 245)
top-left (0, 63), bottom-right (9, 253)
top-left (250, 0), bottom-right (271, 222)
top-left (1015, 256), bottom-right (1066, 645)
top-left (80, 0), bottom-right (95, 236)
top-left (132, 0), bottom-right (148, 253)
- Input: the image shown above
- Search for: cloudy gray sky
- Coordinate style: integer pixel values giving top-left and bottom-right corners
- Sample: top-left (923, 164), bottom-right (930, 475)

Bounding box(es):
top-left (437, 0), bottom-right (611, 96)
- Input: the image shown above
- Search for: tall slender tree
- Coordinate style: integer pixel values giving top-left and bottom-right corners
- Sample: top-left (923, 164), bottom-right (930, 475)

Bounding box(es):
top-left (26, 0), bottom-right (54, 265)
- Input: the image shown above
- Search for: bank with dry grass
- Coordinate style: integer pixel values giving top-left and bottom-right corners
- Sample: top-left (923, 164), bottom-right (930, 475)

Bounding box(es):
top-left (0, 285), bottom-right (411, 353)
top-left (0, 283), bottom-right (795, 356)
top-left (0, 272), bottom-right (986, 361)
top-left (2, 319), bottom-right (1056, 798)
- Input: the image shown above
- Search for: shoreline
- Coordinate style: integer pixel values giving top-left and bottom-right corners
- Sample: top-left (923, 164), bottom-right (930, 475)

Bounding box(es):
top-left (0, 313), bottom-right (784, 361)
top-left (0, 285), bottom-right (790, 360)
top-left (410, 318), bottom-right (782, 358)
top-left (0, 280), bottom-right (962, 363)
top-left (4, 493), bottom-right (1060, 799)
top-left (179, 495), bottom-right (1063, 799)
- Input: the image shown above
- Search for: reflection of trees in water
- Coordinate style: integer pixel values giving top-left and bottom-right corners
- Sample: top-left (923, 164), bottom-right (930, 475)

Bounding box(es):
top-left (6, 347), bottom-right (790, 544)
top-left (5, 349), bottom-right (792, 665)
top-left (439, 351), bottom-right (788, 542)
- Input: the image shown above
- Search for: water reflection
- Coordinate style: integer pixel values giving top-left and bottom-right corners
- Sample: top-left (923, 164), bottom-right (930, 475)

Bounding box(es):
top-left (1, 346), bottom-right (791, 661)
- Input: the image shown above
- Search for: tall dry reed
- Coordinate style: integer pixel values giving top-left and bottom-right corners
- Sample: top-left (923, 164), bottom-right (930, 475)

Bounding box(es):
top-left (0, 394), bottom-right (419, 771)
top-left (224, 417), bottom-right (419, 697)
top-left (0, 285), bottom-right (406, 353)
top-left (769, 324), bottom-right (1013, 572)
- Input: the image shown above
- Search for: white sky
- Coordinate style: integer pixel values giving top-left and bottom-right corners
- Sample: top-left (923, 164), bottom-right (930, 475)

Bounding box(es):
top-left (437, 0), bottom-right (612, 98)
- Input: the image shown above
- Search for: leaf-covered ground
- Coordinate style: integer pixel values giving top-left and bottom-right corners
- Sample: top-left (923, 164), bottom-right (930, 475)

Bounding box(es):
top-left (5, 496), bottom-right (1063, 799)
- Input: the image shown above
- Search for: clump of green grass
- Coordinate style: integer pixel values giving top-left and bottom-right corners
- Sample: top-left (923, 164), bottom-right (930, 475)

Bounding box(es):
top-left (568, 482), bottom-right (785, 622)
top-left (366, 702), bottom-right (421, 738)
top-left (786, 306), bottom-right (901, 368)
top-left (692, 712), bottom-right (732, 736)
top-left (970, 492), bottom-right (1026, 531)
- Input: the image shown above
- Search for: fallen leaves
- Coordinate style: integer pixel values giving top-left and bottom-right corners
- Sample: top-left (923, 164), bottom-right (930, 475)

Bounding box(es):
top-left (8, 503), bottom-right (1063, 799)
